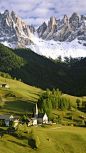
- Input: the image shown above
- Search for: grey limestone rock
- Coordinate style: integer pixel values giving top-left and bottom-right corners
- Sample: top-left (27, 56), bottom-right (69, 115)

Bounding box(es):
top-left (0, 10), bottom-right (34, 48)
top-left (27, 25), bottom-right (35, 34)
top-left (37, 22), bottom-right (47, 38)
top-left (37, 12), bottom-right (86, 44)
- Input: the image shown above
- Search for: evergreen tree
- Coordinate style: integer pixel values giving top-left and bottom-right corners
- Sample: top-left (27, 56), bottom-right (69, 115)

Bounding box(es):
top-left (29, 128), bottom-right (35, 140)
top-left (9, 120), bottom-right (15, 127)
top-left (76, 99), bottom-right (81, 107)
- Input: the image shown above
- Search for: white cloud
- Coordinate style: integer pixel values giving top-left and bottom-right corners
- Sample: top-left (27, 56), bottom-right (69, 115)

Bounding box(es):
top-left (0, 0), bottom-right (86, 27)
top-left (24, 18), bottom-right (48, 27)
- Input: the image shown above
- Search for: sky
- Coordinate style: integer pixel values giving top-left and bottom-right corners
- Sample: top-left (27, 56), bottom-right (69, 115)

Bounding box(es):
top-left (0, 0), bottom-right (86, 28)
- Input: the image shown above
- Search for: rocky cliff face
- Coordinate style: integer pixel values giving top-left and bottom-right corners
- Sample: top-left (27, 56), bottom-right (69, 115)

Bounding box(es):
top-left (27, 25), bottom-right (35, 34)
top-left (37, 22), bottom-right (47, 38)
top-left (0, 10), bottom-right (34, 48)
top-left (42, 16), bottom-right (57, 40)
top-left (0, 10), bottom-right (86, 50)
top-left (37, 12), bottom-right (86, 44)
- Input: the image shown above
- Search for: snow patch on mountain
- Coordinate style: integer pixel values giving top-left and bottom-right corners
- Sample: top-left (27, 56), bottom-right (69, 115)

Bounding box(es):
top-left (1, 41), bottom-right (16, 49)
top-left (27, 32), bottom-right (86, 60)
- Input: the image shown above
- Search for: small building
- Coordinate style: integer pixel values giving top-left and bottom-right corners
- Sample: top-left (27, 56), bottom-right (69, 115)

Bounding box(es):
top-left (31, 118), bottom-right (37, 125)
top-left (12, 116), bottom-right (20, 127)
top-left (26, 118), bottom-right (37, 126)
top-left (1, 84), bottom-right (9, 88)
top-left (0, 115), bottom-right (20, 127)
top-left (26, 118), bottom-right (33, 126)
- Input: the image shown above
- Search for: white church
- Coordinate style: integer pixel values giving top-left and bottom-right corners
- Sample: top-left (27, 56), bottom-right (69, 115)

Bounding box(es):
top-left (34, 103), bottom-right (48, 124)
top-left (28, 104), bottom-right (48, 125)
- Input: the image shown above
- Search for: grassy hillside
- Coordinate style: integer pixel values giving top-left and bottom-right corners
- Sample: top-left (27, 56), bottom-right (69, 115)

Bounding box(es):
top-left (0, 126), bottom-right (86, 153)
top-left (0, 76), bottom-right (86, 121)
top-left (0, 76), bottom-right (43, 116)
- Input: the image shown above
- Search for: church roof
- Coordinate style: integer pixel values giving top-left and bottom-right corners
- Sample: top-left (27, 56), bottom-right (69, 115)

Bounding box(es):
top-left (38, 113), bottom-right (45, 118)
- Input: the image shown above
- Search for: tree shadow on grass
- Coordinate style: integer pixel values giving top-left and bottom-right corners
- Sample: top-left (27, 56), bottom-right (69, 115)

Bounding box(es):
top-left (78, 107), bottom-right (86, 113)
top-left (8, 140), bottom-right (27, 148)
top-left (8, 133), bottom-right (35, 149)
top-left (3, 100), bottom-right (35, 112)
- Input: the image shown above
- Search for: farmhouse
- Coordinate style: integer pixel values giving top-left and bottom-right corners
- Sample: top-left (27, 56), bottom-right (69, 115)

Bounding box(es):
top-left (0, 115), bottom-right (20, 127)
top-left (1, 84), bottom-right (9, 88)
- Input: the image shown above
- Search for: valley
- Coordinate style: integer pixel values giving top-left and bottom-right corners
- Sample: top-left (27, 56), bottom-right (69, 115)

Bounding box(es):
top-left (0, 8), bottom-right (86, 153)
top-left (0, 76), bottom-right (86, 153)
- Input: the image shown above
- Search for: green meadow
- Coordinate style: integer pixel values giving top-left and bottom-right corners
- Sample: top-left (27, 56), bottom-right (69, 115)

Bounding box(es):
top-left (0, 126), bottom-right (86, 153)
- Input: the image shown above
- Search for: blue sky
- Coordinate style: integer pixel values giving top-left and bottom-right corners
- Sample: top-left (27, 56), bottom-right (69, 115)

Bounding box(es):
top-left (0, 0), bottom-right (86, 28)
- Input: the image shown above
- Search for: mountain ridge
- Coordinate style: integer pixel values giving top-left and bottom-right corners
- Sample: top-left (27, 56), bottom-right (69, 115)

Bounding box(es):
top-left (0, 10), bottom-right (86, 59)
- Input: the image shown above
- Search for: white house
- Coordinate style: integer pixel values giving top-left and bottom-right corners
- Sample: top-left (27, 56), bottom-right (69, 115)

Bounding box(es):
top-left (31, 118), bottom-right (37, 125)
top-left (1, 84), bottom-right (9, 88)
top-left (0, 115), bottom-right (20, 127)
top-left (26, 118), bottom-right (37, 126)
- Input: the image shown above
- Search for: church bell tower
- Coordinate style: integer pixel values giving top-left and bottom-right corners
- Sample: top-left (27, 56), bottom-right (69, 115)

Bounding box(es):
top-left (34, 103), bottom-right (38, 118)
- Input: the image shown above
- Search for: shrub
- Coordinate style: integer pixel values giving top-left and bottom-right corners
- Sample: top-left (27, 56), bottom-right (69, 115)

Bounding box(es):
top-left (9, 120), bottom-right (15, 127)
top-left (35, 136), bottom-right (40, 148)
top-left (23, 123), bottom-right (27, 132)
top-left (29, 128), bottom-right (35, 140)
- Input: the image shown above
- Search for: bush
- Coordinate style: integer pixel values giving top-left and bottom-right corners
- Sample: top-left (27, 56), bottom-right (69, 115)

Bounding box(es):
top-left (29, 128), bottom-right (35, 140)
top-left (23, 123), bottom-right (27, 132)
top-left (9, 120), bottom-right (15, 127)
top-left (16, 130), bottom-right (23, 138)
top-left (35, 136), bottom-right (40, 148)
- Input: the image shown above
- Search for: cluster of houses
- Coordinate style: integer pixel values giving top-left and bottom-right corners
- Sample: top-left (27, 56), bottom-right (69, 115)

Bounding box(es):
top-left (0, 104), bottom-right (48, 127)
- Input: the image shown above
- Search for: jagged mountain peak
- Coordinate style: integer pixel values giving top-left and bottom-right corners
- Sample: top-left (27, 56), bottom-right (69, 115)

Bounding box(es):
top-left (0, 10), bottom-right (86, 60)
top-left (37, 12), bottom-right (86, 42)
top-left (0, 9), bottom-right (34, 48)
top-left (71, 12), bottom-right (79, 18)
top-left (4, 9), bottom-right (10, 15)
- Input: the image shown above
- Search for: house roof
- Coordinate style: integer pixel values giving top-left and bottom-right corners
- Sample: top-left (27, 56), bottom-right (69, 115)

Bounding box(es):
top-left (13, 116), bottom-right (20, 119)
top-left (38, 113), bottom-right (45, 118)
top-left (26, 118), bottom-right (32, 121)
top-left (1, 84), bottom-right (9, 86)
top-left (31, 118), bottom-right (37, 121)
top-left (0, 115), bottom-right (13, 120)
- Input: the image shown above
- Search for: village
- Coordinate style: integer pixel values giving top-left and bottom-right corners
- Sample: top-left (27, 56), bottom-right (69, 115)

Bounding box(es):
top-left (0, 103), bottom-right (49, 128)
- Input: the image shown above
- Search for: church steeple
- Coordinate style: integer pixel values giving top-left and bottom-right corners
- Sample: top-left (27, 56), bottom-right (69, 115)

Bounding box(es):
top-left (34, 103), bottom-right (38, 118)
